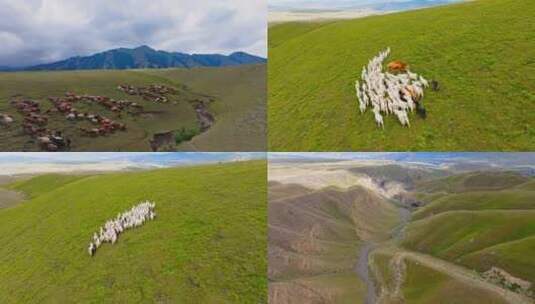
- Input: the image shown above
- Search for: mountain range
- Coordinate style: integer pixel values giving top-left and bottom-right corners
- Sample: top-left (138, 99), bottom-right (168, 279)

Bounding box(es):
top-left (1, 46), bottom-right (266, 71)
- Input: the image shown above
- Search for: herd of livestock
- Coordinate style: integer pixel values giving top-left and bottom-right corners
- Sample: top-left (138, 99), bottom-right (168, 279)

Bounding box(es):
top-left (117, 84), bottom-right (177, 103)
top-left (88, 201), bottom-right (156, 256)
top-left (10, 98), bottom-right (71, 151)
top-left (0, 84), bottom-right (178, 151)
top-left (355, 48), bottom-right (436, 128)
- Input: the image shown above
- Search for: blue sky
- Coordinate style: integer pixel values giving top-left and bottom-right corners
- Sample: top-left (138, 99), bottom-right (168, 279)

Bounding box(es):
top-left (269, 0), bottom-right (464, 11)
top-left (0, 152), bottom-right (265, 165)
top-left (0, 0), bottom-right (266, 67)
top-left (269, 153), bottom-right (535, 168)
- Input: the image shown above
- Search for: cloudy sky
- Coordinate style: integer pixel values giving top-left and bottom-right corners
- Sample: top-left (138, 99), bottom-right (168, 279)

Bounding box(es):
top-left (0, 0), bottom-right (266, 67)
top-left (0, 152), bottom-right (265, 175)
top-left (269, 152), bottom-right (535, 168)
top-left (269, 0), bottom-right (463, 10)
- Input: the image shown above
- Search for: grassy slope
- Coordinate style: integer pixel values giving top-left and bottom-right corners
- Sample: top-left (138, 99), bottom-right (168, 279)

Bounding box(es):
top-left (0, 64), bottom-right (265, 152)
top-left (403, 203), bottom-right (535, 286)
top-left (268, 22), bottom-right (332, 49)
top-left (402, 259), bottom-right (507, 304)
top-left (371, 251), bottom-right (508, 303)
top-left (269, 0), bottom-right (535, 151)
top-left (402, 172), bottom-right (535, 296)
top-left (413, 189), bottom-right (535, 220)
top-left (268, 184), bottom-right (400, 303)
top-left (0, 70), bottom-right (197, 151)
top-left (143, 64), bottom-right (266, 151)
top-left (6, 174), bottom-right (89, 198)
top-left (403, 210), bottom-right (535, 261)
top-left (0, 161), bottom-right (266, 303)
top-left (414, 171), bottom-right (529, 193)
top-left (459, 235), bottom-right (535, 285)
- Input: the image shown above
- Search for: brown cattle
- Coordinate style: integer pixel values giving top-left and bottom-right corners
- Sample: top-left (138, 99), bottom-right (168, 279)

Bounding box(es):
top-left (387, 60), bottom-right (408, 73)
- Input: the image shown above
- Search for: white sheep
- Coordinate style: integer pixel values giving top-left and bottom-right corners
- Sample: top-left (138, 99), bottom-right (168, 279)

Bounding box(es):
top-left (88, 242), bottom-right (96, 256)
top-left (88, 201), bottom-right (156, 256)
top-left (419, 75), bottom-right (429, 88)
top-left (0, 114), bottom-right (14, 126)
top-left (355, 48), bottom-right (430, 127)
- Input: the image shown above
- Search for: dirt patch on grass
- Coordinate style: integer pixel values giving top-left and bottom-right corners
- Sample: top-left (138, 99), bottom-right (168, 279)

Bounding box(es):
top-left (0, 188), bottom-right (26, 209)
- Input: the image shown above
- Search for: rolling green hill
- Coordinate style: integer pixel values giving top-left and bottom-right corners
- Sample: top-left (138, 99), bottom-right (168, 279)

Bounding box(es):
top-left (458, 236), bottom-right (535, 286)
top-left (6, 174), bottom-right (89, 198)
top-left (268, 0), bottom-right (535, 151)
top-left (0, 64), bottom-right (265, 151)
top-left (400, 257), bottom-right (509, 304)
top-left (413, 190), bottom-right (535, 220)
top-left (268, 162), bottom-right (535, 303)
top-left (414, 171), bottom-right (529, 193)
top-left (403, 210), bottom-right (535, 261)
top-left (0, 160), bottom-right (267, 303)
top-left (142, 64), bottom-right (266, 151)
top-left (402, 172), bottom-right (535, 293)
top-left (372, 250), bottom-right (509, 304)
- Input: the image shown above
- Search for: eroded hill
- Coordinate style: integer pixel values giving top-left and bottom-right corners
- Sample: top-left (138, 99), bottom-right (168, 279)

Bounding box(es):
top-left (269, 161), bottom-right (535, 303)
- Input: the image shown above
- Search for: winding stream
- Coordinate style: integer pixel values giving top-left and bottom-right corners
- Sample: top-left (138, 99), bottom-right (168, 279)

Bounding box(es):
top-left (356, 205), bottom-right (412, 304)
top-left (392, 207), bottom-right (412, 243)
top-left (356, 242), bottom-right (378, 304)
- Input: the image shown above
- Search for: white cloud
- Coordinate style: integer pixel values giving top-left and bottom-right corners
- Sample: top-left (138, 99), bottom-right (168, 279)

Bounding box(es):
top-left (0, 0), bottom-right (267, 67)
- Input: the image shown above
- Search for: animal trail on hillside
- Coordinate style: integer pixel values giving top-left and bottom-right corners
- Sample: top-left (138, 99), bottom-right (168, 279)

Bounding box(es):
top-left (355, 48), bottom-right (430, 128)
top-left (88, 201), bottom-right (156, 256)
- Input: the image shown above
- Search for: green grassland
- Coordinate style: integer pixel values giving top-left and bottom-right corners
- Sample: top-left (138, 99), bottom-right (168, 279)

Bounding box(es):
top-left (268, 0), bottom-right (535, 151)
top-left (402, 173), bottom-right (535, 290)
top-left (371, 250), bottom-right (511, 304)
top-left (143, 64), bottom-right (266, 151)
top-left (0, 160), bottom-right (267, 303)
top-left (403, 210), bottom-right (535, 261)
top-left (458, 235), bottom-right (535, 286)
top-left (6, 174), bottom-right (89, 198)
top-left (401, 259), bottom-right (508, 304)
top-left (412, 190), bottom-right (535, 220)
top-left (413, 171), bottom-right (529, 193)
top-left (0, 64), bottom-right (265, 151)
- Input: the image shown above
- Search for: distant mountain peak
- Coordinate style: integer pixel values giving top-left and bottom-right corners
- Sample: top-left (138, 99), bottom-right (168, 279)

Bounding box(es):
top-left (135, 45), bottom-right (153, 49)
top-left (4, 46), bottom-right (266, 71)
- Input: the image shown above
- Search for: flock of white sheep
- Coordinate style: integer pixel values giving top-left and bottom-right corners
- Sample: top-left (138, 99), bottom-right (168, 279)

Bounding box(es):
top-left (355, 48), bottom-right (429, 128)
top-left (88, 201), bottom-right (156, 256)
